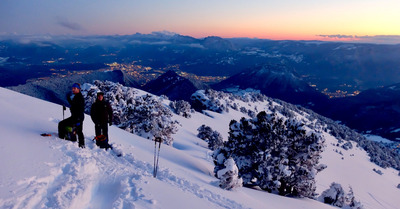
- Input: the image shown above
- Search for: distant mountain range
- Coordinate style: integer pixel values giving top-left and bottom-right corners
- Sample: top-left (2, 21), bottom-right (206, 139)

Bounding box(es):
top-left (3, 32), bottom-right (400, 141)
top-left (2, 33), bottom-right (400, 92)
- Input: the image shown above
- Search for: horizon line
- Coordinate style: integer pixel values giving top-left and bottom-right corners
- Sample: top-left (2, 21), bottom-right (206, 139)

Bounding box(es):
top-left (1, 31), bottom-right (400, 45)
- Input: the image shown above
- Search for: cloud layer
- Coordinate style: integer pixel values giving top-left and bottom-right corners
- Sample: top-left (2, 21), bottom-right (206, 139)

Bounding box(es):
top-left (56, 17), bottom-right (82, 31)
top-left (317, 34), bottom-right (400, 44)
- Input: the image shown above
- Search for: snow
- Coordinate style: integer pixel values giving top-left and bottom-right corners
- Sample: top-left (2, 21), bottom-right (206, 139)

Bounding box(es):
top-left (0, 87), bottom-right (399, 209)
top-left (316, 134), bottom-right (400, 209)
top-left (364, 134), bottom-right (393, 143)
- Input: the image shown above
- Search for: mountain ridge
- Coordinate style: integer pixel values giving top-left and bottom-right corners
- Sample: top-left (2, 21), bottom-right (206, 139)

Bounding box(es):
top-left (212, 64), bottom-right (328, 107)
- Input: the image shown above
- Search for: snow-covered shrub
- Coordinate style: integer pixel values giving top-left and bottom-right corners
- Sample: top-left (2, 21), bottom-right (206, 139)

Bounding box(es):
top-left (82, 80), bottom-right (178, 145)
top-left (197, 125), bottom-right (224, 150)
top-left (344, 187), bottom-right (364, 209)
top-left (169, 100), bottom-right (193, 118)
top-left (217, 157), bottom-right (243, 190)
top-left (315, 164), bottom-right (328, 172)
top-left (247, 109), bottom-right (256, 118)
top-left (190, 89), bottom-right (270, 118)
top-left (239, 107), bottom-right (247, 114)
top-left (197, 125), bottom-right (213, 140)
top-left (319, 183), bottom-right (364, 209)
top-left (373, 168), bottom-right (383, 175)
top-left (213, 111), bottom-right (325, 198)
top-left (118, 94), bottom-right (178, 145)
top-left (342, 141), bottom-right (353, 150)
top-left (319, 182), bottom-right (346, 207)
top-left (191, 89), bottom-right (228, 113)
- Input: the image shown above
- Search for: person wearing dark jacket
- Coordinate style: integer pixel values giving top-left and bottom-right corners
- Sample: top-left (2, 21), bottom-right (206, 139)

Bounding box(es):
top-left (90, 91), bottom-right (113, 140)
top-left (58, 83), bottom-right (85, 148)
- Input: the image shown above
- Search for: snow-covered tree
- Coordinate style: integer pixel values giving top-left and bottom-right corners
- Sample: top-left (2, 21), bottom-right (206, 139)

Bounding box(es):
top-left (319, 183), bottom-right (364, 209)
top-left (191, 89), bottom-right (228, 113)
top-left (197, 125), bottom-right (224, 150)
top-left (217, 157), bottom-right (243, 190)
top-left (169, 100), bottom-right (193, 118)
top-left (343, 187), bottom-right (364, 209)
top-left (213, 111), bottom-right (325, 198)
top-left (319, 182), bottom-right (346, 207)
top-left (118, 94), bottom-right (178, 145)
top-left (81, 80), bottom-right (178, 145)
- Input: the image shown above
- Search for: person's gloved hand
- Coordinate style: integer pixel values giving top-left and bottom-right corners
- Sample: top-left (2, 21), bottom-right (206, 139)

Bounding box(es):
top-left (109, 121), bottom-right (112, 126)
top-left (66, 92), bottom-right (74, 101)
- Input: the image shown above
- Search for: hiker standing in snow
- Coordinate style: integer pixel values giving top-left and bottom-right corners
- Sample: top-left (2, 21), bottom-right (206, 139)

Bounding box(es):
top-left (58, 83), bottom-right (85, 148)
top-left (90, 91), bottom-right (113, 140)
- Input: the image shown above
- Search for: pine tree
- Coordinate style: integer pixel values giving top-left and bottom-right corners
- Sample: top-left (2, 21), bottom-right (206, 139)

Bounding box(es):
top-left (213, 111), bottom-right (325, 198)
top-left (169, 100), bottom-right (193, 118)
top-left (197, 125), bottom-right (223, 150)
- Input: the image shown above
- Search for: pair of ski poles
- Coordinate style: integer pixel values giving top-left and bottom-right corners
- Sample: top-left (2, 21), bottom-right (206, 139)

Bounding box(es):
top-left (64, 104), bottom-right (163, 177)
top-left (153, 137), bottom-right (162, 178)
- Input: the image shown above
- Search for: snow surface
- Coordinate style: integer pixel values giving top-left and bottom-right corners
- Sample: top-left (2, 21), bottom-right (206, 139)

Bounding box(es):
top-left (0, 87), bottom-right (399, 209)
top-left (364, 134), bottom-right (395, 144)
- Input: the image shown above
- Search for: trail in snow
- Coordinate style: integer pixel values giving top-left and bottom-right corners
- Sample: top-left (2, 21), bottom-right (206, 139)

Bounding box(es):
top-left (2, 87), bottom-right (400, 209)
top-left (1, 131), bottom-right (245, 209)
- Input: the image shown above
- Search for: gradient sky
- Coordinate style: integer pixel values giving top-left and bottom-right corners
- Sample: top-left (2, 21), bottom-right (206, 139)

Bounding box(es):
top-left (1, 0), bottom-right (400, 43)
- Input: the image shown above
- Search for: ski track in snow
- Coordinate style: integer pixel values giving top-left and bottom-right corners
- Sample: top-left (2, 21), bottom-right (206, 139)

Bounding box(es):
top-left (0, 134), bottom-right (245, 209)
top-left (157, 169), bottom-right (247, 209)
top-left (367, 192), bottom-right (393, 209)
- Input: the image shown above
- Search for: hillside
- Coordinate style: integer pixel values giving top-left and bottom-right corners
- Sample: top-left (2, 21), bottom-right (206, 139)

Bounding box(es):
top-left (212, 64), bottom-right (328, 107)
top-left (0, 86), bottom-right (399, 209)
top-left (142, 70), bottom-right (200, 101)
top-left (318, 83), bottom-right (400, 140)
top-left (7, 70), bottom-right (138, 106)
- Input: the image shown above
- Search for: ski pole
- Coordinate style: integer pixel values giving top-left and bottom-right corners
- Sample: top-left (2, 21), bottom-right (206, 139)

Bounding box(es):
top-left (153, 139), bottom-right (157, 177)
top-left (154, 140), bottom-right (162, 177)
top-left (153, 137), bottom-right (162, 178)
top-left (63, 105), bottom-right (66, 120)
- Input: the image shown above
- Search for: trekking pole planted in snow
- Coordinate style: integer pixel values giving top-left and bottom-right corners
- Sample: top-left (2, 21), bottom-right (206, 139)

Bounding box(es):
top-left (63, 105), bottom-right (66, 120)
top-left (153, 136), bottom-right (162, 178)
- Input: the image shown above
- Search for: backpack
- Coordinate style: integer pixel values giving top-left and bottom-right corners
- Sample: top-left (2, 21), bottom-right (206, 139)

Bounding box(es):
top-left (65, 126), bottom-right (77, 142)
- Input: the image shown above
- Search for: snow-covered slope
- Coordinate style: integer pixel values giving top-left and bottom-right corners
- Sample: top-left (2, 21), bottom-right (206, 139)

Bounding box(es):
top-left (0, 87), bottom-right (399, 209)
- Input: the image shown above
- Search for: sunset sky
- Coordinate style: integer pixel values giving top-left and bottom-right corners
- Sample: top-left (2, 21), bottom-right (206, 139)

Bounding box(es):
top-left (1, 0), bottom-right (400, 44)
